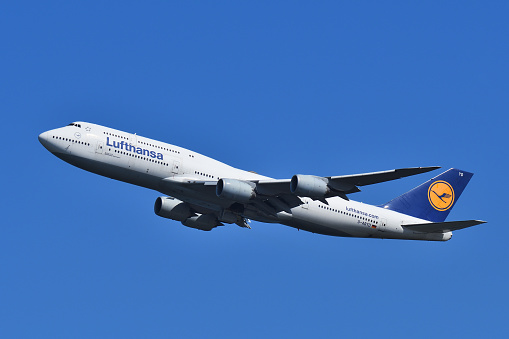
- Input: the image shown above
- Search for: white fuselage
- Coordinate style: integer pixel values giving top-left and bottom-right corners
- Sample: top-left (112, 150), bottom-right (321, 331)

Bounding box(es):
top-left (39, 122), bottom-right (451, 241)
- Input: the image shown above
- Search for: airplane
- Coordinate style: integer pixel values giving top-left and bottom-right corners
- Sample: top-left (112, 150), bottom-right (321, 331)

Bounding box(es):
top-left (38, 122), bottom-right (485, 241)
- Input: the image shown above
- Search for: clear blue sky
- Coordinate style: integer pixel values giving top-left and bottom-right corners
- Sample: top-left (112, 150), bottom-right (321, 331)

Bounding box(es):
top-left (1, 1), bottom-right (507, 338)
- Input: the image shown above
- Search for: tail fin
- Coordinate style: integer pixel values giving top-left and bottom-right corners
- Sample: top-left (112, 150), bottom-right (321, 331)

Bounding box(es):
top-left (381, 168), bottom-right (473, 222)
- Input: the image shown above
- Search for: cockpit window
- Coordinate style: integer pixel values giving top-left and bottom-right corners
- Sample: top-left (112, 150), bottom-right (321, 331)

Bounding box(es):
top-left (67, 123), bottom-right (81, 128)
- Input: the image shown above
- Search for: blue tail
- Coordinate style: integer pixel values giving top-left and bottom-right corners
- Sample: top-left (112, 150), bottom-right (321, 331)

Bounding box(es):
top-left (381, 168), bottom-right (473, 222)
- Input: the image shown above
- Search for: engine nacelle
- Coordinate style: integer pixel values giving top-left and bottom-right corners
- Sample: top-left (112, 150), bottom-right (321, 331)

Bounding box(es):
top-left (216, 178), bottom-right (256, 202)
top-left (290, 174), bottom-right (330, 197)
top-left (218, 209), bottom-right (238, 224)
top-left (154, 197), bottom-right (193, 221)
top-left (182, 214), bottom-right (220, 231)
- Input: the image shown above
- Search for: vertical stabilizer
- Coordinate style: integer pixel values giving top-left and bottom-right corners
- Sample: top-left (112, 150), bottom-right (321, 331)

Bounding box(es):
top-left (382, 168), bottom-right (473, 222)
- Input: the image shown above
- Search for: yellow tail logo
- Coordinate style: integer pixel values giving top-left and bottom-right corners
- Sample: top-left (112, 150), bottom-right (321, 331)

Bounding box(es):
top-left (428, 181), bottom-right (455, 211)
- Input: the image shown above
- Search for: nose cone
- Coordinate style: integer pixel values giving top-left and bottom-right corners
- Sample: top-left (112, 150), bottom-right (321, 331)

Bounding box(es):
top-left (39, 130), bottom-right (56, 152)
top-left (38, 131), bottom-right (49, 147)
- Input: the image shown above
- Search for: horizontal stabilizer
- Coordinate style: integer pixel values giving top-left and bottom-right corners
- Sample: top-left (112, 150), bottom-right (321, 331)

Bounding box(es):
top-left (403, 220), bottom-right (486, 233)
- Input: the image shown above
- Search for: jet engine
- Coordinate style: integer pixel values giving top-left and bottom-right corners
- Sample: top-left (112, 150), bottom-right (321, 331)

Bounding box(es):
top-left (182, 214), bottom-right (221, 231)
top-left (216, 178), bottom-right (256, 202)
top-left (155, 196), bottom-right (221, 231)
top-left (154, 196), bottom-right (193, 221)
top-left (290, 175), bottom-right (330, 197)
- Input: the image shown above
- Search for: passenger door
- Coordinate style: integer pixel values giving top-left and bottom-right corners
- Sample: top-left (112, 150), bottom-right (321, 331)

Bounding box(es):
top-left (172, 160), bottom-right (180, 174)
top-left (95, 141), bottom-right (104, 154)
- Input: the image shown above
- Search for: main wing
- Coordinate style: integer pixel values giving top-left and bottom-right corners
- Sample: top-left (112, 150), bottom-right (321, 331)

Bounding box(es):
top-left (255, 166), bottom-right (440, 198)
top-left (158, 167), bottom-right (440, 219)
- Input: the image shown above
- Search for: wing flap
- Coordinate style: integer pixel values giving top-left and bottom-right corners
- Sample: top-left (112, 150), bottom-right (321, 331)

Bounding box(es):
top-left (403, 220), bottom-right (486, 233)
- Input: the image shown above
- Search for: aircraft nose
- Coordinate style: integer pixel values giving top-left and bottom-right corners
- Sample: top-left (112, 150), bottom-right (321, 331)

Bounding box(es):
top-left (38, 131), bottom-right (51, 150)
top-left (38, 131), bottom-right (46, 144)
top-left (39, 132), bottom-right (46, 144)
